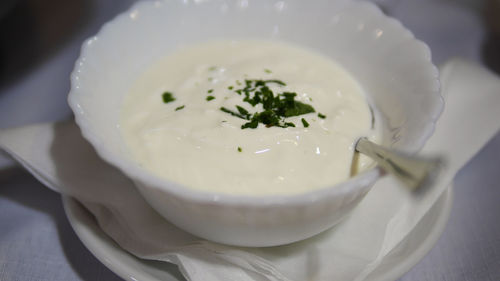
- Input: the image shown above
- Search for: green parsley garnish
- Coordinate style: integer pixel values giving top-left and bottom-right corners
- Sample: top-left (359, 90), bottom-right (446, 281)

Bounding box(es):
top-left (301, 118), bottom-right (309, 128)
top-left (236, 106), bottom-right (251, 120)
top-left (228, 86), bottom-right (234, 90)
top-left (220, 107), bottom-right (248, 119)
top-left (175, 105), bottom-right (185, 111)
top-left (208, 89), bottom-right (214, 93)
top-left (263, 79), bottom-right (286, 86)
top-left (219, 79), bottom-right (316, 129)
top-left (206, 96), bottom-right (215, 101)
top-left (162, 91), bottom-right (175, 103)
top-left (208, 66), bottom-right (217, 71)
top-left (264, 69), bottom-right (272, 74)
top-left (318, 113), bottom-right (326, 119)
top-left (237, 147), bottom-right (242, 152)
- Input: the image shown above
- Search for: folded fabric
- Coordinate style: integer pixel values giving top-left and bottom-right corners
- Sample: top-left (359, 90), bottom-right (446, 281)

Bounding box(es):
top-left (1, 59), bottom-right (499, 281)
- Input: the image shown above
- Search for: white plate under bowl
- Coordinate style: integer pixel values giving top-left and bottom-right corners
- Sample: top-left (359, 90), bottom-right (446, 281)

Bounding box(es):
top-left (63, 185), bottom-right (452, 281)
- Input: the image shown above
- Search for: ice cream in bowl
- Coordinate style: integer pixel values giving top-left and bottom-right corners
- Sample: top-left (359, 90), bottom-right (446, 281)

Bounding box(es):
top-left (68, 0), bottom-right (442, 247)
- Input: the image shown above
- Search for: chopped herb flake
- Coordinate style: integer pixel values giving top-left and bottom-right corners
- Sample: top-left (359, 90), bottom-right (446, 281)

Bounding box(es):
top-left (206, 96), bottom-right (215, 101)
top-left (228, 86), bottom-right (234, 90)
top-left (241, 119), bottom-right (259, 129)
top-left (220, 107), bottom-right (248, 120)
top-left (218, 79), bottom-right (317, 129)
top-left (237, 147), bottom-right (242, 152)
top-left (208, 89), bottom-right (214, 93)
top-left (264, 79), bottom-right (286, 86)
top-left (175, 105), bottom-right (185, 111)
top-left (162, 92), bottom-right (175, 103)
top-left (208, 66), bottom-right (217, 71)
top-left (264, 69), bottom-right (272, 74)
top-left (236, 105), bottom-right (250, 118)
top-left (318, 113), bottom-right (326, 119)
top-left (301, 118), bottom-right (309, 127)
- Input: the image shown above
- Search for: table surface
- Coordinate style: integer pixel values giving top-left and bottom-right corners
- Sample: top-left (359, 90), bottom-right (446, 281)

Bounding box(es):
top-left (1, 0), bottom-right (499, 280)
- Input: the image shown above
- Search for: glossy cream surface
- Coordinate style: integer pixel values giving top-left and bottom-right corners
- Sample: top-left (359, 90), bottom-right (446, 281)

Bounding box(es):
top-left (120, 40), bottom-right (379, 195)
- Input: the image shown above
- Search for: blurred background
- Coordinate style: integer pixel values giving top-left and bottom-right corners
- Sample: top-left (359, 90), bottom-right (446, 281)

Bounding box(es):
top-left (0, 0), bottom-right (499, 280)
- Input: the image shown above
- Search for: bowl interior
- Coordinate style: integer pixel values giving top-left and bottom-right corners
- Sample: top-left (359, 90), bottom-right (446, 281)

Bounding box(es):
top-left (69, 0), bottom-right (442, 198)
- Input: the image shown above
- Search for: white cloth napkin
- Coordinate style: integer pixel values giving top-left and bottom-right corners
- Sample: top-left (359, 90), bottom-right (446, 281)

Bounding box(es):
top-left (1, 59), bottom-right (499, 281)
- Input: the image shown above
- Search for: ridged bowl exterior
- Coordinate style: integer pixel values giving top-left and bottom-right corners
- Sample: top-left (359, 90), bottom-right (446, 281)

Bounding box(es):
top-left (68, 0), bottom-right (442, 246)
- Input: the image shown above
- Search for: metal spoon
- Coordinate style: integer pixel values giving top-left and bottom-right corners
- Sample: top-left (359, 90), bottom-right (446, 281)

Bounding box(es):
top-left (355, 138), bottom-right (443, 193)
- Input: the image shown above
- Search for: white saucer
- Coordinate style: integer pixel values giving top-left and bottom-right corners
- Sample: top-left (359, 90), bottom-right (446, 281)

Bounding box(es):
top-left (63, 186), bottom-right (452, 281)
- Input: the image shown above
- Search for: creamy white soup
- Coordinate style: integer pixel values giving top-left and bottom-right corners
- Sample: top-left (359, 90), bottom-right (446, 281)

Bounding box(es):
top-left (120, 40), bottom-right (380, 195)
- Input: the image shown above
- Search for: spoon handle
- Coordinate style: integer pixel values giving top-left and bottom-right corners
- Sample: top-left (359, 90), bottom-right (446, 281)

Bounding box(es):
top-left (355, 138), bottom-right (443, 192)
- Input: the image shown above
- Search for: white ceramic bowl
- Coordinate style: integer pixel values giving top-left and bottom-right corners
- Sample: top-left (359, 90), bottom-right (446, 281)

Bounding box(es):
top-left (68, 0), bottom-right (442, 247)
